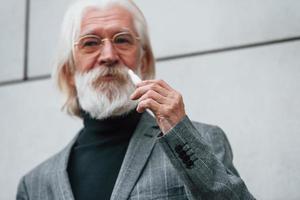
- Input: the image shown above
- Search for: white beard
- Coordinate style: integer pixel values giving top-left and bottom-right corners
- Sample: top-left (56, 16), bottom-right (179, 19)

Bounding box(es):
top-left (74, 65), bottom-right (140, 120)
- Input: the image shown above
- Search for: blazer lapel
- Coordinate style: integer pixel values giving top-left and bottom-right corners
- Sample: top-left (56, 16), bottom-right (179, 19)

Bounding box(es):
top-left (50, 133), bottom-right (78, 200)
top-left (110, 112), bottom-right (161, 200)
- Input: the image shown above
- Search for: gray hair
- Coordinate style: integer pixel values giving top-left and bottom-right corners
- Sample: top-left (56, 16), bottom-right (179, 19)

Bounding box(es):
top-left (52, 0), bottom-right (155, 117)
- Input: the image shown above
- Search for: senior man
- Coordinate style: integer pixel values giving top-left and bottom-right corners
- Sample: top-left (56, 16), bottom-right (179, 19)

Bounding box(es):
top-left (17, 0), bottom-right (255, 199)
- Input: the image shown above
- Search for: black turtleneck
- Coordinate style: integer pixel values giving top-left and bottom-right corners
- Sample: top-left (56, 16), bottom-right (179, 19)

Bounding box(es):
top-left (67, 110), bottom-right (142, 200)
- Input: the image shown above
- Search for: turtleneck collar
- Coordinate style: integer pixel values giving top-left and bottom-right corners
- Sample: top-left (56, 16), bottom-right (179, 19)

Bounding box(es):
top-left (77, 109), bottom-right (142, 146)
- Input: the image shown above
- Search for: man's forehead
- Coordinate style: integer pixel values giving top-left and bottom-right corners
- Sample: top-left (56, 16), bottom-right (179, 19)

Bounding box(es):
top-left (80, 5), bottom-right (135, 34)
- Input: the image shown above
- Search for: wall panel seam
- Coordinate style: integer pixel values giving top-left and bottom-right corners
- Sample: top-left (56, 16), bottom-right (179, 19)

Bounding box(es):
top-left (23, 0), bottom-right (30, 81)
top-left (1, 35), bottom-right (300, 87)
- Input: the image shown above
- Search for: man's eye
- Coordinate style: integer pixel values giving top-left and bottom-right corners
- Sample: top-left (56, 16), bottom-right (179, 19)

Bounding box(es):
top-left (114, 35), bottom-right (133, 44)
top-left (115, 38), bottom-right (129, 44)
top-left (83, 40), bottom-right (99, 47)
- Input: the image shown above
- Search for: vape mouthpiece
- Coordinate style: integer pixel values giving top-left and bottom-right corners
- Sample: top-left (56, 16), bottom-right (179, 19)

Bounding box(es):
top-left (127, 69), bottom-right (155, 117)
top-left (128, 69), bottom-right (142, 85)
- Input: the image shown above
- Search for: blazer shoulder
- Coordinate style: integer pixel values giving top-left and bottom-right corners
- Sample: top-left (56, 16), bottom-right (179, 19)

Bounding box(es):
top-left (24, 151), bottom-right (62, 180)
top-left (191, 120), bottom-right (234, 164)
top-left (21, 138), bottom-right (74, 186)
top-left (191, 120), bottom-right (220, 134)
top-left (190, 120), bottom-right (227, 142)
top-left (23, 131), bottom-right (79, 179)
top-left (17, 146), bottom-right (72, 199)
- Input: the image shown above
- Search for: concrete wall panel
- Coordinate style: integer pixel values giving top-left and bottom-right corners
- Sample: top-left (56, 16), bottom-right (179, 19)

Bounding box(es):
top-left (0, 0), bottom-right (25, 82)
top-left (28, 0), bottom-right (300, 76)
top-left (28, 0), bottom-right (74, 77)
top-left (136, 0), bottom-right (300, 57)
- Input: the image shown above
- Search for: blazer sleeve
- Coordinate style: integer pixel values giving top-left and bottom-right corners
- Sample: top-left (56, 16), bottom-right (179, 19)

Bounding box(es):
top-left (16, 176), bottom-right (29, 200)
top-left (157, 115), bottom-right (255, 200)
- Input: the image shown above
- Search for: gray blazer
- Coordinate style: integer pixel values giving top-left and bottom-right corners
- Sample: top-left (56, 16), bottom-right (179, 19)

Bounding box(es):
top-left (17, 112), bottom-right (255, 200)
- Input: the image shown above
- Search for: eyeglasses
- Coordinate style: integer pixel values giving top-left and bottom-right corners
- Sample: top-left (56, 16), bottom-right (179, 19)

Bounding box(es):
top-left (74, 32), bottom-right (140, 54)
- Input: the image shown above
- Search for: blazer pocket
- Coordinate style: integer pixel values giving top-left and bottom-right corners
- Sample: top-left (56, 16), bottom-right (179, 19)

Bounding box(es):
top-left (129, 186), bottom-right (188, 200)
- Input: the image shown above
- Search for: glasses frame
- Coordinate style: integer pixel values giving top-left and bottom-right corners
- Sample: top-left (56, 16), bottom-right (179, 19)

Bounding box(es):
top-left (74, 31), bottom-right (141, 54)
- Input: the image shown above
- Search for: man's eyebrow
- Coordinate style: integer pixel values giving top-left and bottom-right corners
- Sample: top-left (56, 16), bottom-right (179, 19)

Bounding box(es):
top-left (80, 27), bottom-right (132, 37)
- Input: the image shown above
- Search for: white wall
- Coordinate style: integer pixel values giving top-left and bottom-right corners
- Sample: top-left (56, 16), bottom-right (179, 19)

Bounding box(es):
top-left (0, 0), bottom-right (25, 82)
top-left (1, 0), bottom-right (300, 199)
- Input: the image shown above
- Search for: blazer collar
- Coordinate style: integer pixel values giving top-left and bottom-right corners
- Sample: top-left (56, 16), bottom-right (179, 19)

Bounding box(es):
top-left (51, 111), bottom-right (160, 200)
top-left (110, 111), bottom-right (161, 200)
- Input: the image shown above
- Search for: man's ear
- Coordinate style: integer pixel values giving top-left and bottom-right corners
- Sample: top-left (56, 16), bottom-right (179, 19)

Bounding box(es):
top-left (69, 74), bottom-right (75, 87)
top-left (62, 63), bottom-right (75, 87)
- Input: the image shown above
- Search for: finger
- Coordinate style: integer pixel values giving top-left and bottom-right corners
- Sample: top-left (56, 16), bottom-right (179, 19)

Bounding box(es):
top-left (131, 83), bottom-right (169, 100)
top-left (137, 79), bottom-right (173, 91)
top-left (136, 98), bottom-right (160, 113)
top-left (138, 90), bottom-right (167, 104)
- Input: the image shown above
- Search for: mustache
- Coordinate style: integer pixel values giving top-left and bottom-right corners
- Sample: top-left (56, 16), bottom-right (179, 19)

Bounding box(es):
top-left (89, 65), bottom-right (130, 87)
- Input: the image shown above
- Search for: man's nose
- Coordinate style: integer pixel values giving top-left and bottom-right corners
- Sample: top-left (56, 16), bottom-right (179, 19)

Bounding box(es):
top-left (97, 40), bottom-right (119, 67)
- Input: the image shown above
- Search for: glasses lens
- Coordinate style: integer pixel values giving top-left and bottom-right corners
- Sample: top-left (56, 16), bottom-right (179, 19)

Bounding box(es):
top-left (113, 33), bottom-right (135, 51)
top-left (78, 36), bottom-right (101, 53)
